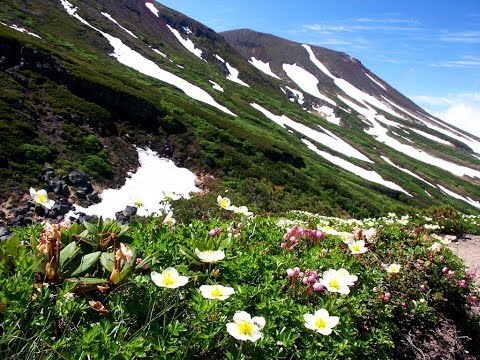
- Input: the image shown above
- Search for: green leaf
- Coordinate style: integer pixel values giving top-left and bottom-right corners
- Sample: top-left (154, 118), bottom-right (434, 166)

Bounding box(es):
top-left (69, 277), bottom-right (108, 285)
top-left (218, 237), bottom-right (231, 251)
top-left (118, 224), bottom-right (129, 237)
top-left (71, 251), bottom-right (101, 276)
top-left (113, 264), bottom-right (134, 285)
top-left (100, 252), bottom-right (114, 273)
top-left (83, 221), bottom-right (98, 237)
top-left (60, 241), bottom-right (81, 269)
top-left (5, 234), bottom-right (20, 256)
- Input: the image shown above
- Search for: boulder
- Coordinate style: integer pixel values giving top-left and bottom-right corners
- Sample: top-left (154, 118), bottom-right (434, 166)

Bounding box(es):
top-left (68, 171), bottom-right (93, 193)
top-left (115, 205), bottom-right (137, 224)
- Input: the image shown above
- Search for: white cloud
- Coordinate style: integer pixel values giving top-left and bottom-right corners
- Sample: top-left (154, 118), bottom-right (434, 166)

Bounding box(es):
top-left (413, 93), bottom-right (480, 138)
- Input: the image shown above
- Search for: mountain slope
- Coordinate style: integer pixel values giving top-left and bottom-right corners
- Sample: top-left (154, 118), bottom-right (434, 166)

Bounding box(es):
top-left (0, 0), bottom-right (479, 217)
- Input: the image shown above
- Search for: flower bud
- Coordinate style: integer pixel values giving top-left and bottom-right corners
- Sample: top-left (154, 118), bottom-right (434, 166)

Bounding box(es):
top-left (313, 282), bottom-right (325, 292)
top-left (286, 268), bottom-right (295, 277)
top-left (294, 267), bottom-right (300, 274)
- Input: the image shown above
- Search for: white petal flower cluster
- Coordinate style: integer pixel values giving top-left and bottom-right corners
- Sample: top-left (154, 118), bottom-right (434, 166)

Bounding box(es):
top-left (319, 268), bottom-right (358, 295)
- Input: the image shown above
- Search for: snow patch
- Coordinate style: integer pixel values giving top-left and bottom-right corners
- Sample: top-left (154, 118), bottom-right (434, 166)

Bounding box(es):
top-left (381, 156), bottom-right (435, 187)
top-left (166, 24), bottom-right (203, 60)
top-left (225, 62), bottom-right (250, 87)
top-left (250, 103), bottom-right (372, 162)
top-left (365, 73), bottom-right (387, 91)
top-left (209, 80), bottom-right (224, 92)
top-left (311, 105), bottom-right (341, 126)
top-left (145, 2), bottom-right (159, 17)
top-left (101, 12), bottom-right (137, 38)
top-left (303, 140), bottom-right (411, 196)
top-left (0, 22), bottom-right (41, 38)
top-left (438, 185), bottom-right (480, 210)
top-left (214, 54), bottom-right (225, 63)
top-left (365, 116), bottom-right (480, 179)
top-left (152, 48), bottom-right (168, 58)
top-left (59, 0), bottom-right (236, 117)
top-left (410, 128), bottom-right (451, 145)
top-left (249, 57), bottom-right (281, 79)
top-left (74, 148), bottom-right (200, 218)
top-left (285, 86), bottom-right (305, 105)
top-left (303, 44), bottom-right (403, 118)
top-left (282, 63), bottom-right (336, 106)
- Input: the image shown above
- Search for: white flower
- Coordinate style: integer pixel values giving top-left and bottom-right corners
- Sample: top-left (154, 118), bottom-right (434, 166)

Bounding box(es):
top-left (163, 191), bottom-right (181, 202)
top-left (199, 284), bottom-right (235, 300)
top-left (217, 195), bottom-right (234, 211)
top-left (30, 188), bottom-right (55, 209)
top-left (151, 267), bottom-right (188, 289)
top-left (429, 242), bottom-right (442, 252)
top-left (363, 228), bottom-right (377, 243)
top-left (195, 248), bottom-right (225, 263)
top-left (386, 263), bottom-right (401, 274)
top-left (226, 311), bottom-right (265, 342)
top-left (319, 269), bottom-right (351, 295)
top-left (348, 240), bottom-right (368, 254)
top-left (304, 309), bottom-right (339, 335)
top-left (340, 232), bottom-right (355, 244)
top-left (234, 206), bottom-right (253, 217)
top-left (163, 211), bottom-right (176, 226)
top-left (439, 237), bottom-right (451, 246)
top-left (133, 196), bottom-right (144, 208)
top-left (336, 268), bottom-right (358, 286)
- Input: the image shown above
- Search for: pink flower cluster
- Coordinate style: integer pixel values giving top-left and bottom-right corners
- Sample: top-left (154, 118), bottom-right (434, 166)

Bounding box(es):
top-left (280, 225), bottom-right (324, 250)
top-left (441, 267), bottom-right (475, 291)
top-left (286, 267), bottom-right (325, 293)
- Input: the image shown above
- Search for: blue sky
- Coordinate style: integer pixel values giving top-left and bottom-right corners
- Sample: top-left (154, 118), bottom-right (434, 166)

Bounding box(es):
top-left (158, 1), bottom-right (480, 136)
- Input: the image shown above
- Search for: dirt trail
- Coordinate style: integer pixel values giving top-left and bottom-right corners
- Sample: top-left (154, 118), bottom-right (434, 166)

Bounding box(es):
top-left (448, 234), bottom-right (480, 286)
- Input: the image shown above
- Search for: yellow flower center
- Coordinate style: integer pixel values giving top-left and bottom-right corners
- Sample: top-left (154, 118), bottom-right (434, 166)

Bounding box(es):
top-left (238, 321), bottom-right (254, 336)
top-left (211, 286), bottom-right (223, 298)
top-left (220, 200), bottom-right (228, 208)
top-left (352, 244), bottom-right (360, 252)
top-left (38, 194), bottom-right (47, 203)
top-left (315, 317), bottom-right (327, 330)
top-left (329, 278), bottom-right (341, 290)
top-left (162, 273), bottom-right (175, 286)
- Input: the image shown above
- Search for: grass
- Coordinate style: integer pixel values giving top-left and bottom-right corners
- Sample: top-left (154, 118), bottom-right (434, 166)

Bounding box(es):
top-left (0, 200), bottom-right (479, 359)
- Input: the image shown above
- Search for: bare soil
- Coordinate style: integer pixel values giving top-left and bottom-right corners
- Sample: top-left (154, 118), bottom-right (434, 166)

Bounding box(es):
top-left (448, 234), bottom-right (480, 286)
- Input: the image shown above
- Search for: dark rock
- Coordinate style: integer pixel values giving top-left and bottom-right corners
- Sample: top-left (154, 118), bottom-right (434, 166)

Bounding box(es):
top-left (7, 216), bottom-right (24, 227)
top-left (45, 170), bottom-right (56, 179)
top-left (23, 216), bottom-right (33, 225)
top-left (0, 210), bottom-right (5, 218)
top-left (14, 208), bottom-right (27, 216)
top-left (75, 190), bottom-right (87, 200)
top-left (87, 191), bottom-right (101, 204)
top-left (77, 186), bottom-right (93, 195)
top-left (115, 205), bottom-right (137, 224)
top-left (34, 206), bottom-right (46, 217)
top-left (68, 170), bottom-right (92, 193)
top-left (51, 204), bottom-right (70, 216)
top-left (0, 226), bottom-right (13, 240)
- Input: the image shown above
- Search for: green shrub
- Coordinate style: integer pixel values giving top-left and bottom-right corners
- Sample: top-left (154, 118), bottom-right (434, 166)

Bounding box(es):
top-left (84, 154), bottom-right (113, 178)
top-left (19, 143), bottom-right (52, 163)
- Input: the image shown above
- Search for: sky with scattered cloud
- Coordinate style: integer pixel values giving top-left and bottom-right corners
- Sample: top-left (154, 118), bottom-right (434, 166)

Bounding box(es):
top-left (158, 0), bottom-right (479, 136)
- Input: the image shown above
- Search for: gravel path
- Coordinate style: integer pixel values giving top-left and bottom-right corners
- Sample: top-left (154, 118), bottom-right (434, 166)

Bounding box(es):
top-left (448, 234), bottom-right (480, 285)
